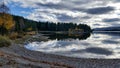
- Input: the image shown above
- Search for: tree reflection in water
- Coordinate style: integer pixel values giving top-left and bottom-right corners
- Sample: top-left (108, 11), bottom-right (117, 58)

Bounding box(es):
top-left (42, 32), bottom-right (91, 41)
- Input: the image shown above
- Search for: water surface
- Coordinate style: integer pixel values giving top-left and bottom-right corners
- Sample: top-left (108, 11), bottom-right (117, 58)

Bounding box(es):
top-left (25, 32), bottom-right (120, 59)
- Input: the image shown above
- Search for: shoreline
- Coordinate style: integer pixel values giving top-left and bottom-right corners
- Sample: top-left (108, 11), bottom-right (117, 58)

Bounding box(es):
top-left (0, 43), bottom-right (120, 68)
top-left (0, 34), bottom-right (120, 68)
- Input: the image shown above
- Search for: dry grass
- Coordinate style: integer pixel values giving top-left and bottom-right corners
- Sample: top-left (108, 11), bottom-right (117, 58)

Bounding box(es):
top-left (9, 32), bottom-right (18, 40)
top-left (26, 31), bottom-right (36, 35)
top-left (0, 36), bottom-right (12, 47)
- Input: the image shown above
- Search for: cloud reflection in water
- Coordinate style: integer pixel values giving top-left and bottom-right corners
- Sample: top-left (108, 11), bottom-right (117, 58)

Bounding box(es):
top-left (25, 33), bottom-right (120, 59)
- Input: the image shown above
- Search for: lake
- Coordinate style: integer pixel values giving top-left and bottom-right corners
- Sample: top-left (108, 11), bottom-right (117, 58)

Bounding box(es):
top-left (25, 31), bottom-right (120, 59)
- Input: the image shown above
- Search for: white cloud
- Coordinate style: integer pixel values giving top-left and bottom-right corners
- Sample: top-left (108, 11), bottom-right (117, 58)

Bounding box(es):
top-left (6, 0), bottom-right (120, 28)
top-left (34, 8), bottom-right (86, 18)
top-left (27, 11), bottom-right (58, 22)
top-left (6, 0), bottom-right (62, 8)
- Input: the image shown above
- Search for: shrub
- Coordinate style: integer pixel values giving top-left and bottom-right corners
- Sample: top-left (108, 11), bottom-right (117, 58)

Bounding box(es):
top-left (0, 36), bottom-right (11, 47)
top-left (9, 32), bottom-right (18, 40)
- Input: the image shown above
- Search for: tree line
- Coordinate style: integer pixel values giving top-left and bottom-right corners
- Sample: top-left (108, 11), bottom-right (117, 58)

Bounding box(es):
top-left (0, 4), bottom-right (92, 36)
top-left (37, 22), bottom-right (91, 32)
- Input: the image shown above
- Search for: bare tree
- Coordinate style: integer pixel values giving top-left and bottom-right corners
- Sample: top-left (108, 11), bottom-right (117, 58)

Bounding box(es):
top-left (0, 1), bottom-right (10, 13)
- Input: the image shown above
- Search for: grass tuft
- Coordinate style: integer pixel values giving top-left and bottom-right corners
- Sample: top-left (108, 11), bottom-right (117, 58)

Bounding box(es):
top-left (0, 36), bottom-right (12, 47)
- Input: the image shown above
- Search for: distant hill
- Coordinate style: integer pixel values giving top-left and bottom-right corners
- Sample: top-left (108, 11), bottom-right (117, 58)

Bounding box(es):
top-left (93, 26), bottom-right (120, 31)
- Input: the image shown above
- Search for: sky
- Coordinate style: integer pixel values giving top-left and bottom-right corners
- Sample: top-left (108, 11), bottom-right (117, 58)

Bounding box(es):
top-left (1, 0), bottom-right (120, 28)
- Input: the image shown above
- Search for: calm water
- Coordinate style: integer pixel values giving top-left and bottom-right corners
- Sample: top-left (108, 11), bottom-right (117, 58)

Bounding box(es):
top-left (25, 32), bottom-right (120, 59)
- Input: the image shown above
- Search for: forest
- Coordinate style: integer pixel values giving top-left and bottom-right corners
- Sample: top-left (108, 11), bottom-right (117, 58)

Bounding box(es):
top-left (0, 13), bottom-right (92, 35)
top-left (0, 3), bottom-right (92, 36)
top-left (13, 15), bottom-right (92, 32)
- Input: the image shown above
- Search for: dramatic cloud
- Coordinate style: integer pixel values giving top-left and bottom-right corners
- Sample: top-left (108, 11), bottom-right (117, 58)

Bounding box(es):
top-left (103, 18), bottom-right (120, 22)
top-left (85, 47), bottom-right (113, 55)
top-left (5, 0), bottom-right (120, 28)
top-left (85, 6), bottom-right (114, 14)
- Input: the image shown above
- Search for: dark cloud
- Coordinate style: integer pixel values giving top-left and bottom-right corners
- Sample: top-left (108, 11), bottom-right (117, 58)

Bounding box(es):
top-left (114, 0), bottom-right (120, 2)
top-left (57, 14), bottom-right (78, 21)
top-left (102, 40), bottom-right (119, 44)
top-left (72, 47), bottom-right (113, 55)
top-left (103, 18), bottom-right (120, 22)
top-left (36, 1), bottom-right (87, 12)
top-left (81, 16), bottom-right (91, 19)
top-left (93, 24), bottom-right (101, 26)
top-left (85, 6), bottom-right (114, 14)
top-left (36, 2), bottom-right (71, 10)
top-left (37, 3), bottom-right (60, 8)
top-left (85, 47), bottom-right (113, 55)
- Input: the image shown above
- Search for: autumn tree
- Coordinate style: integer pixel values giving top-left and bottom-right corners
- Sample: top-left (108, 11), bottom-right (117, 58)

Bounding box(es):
top-left (0, 3), bottom-right (15, 35)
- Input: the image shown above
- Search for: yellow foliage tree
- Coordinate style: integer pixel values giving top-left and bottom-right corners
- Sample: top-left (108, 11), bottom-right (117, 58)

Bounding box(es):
top-left (0, 3), bottom-right (15, 35)
top-left (0, 13), bottom-right (15, 30)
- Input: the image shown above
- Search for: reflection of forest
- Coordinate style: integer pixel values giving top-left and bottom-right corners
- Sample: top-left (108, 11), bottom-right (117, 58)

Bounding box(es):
top-left (68, 32), bottom-right (83, 37)
top-left (42, 32), bottom-right (91, 40)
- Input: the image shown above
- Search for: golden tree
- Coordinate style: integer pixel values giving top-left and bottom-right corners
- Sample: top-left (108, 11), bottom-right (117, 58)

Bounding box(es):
top-left (0, 2), bottom-right (15, 35)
